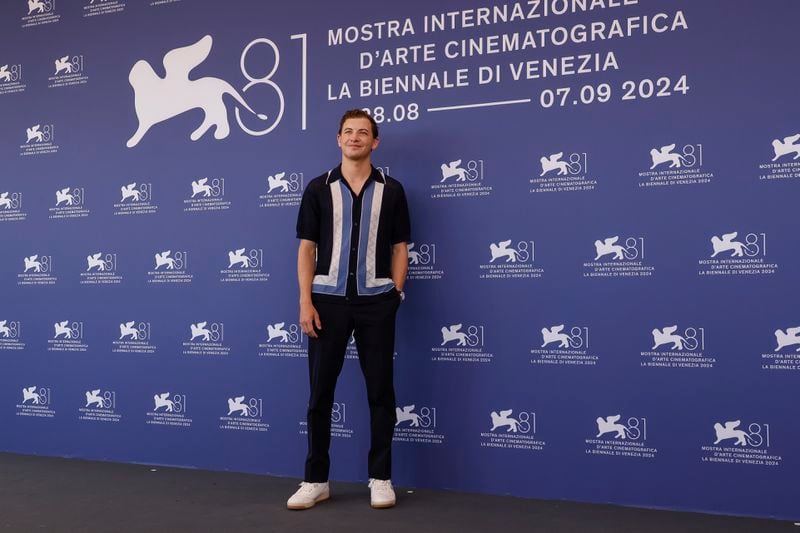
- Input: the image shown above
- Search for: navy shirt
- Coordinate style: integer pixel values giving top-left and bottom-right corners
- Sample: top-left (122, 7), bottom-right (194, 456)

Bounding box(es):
top-left (296, 165), bottom-right (411, 303)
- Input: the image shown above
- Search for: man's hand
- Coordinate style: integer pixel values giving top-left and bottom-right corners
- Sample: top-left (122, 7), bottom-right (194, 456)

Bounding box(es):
top-left (391, 241), bottom-right (409, 293)
top-left (299, 301), bottom-right (322, 338)
top-left (297, 239), bottom-right (320, 337)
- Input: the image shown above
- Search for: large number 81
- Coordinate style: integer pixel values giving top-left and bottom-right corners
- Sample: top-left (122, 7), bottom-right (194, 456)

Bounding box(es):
top-left (236, 34), bottom-right (308, 135)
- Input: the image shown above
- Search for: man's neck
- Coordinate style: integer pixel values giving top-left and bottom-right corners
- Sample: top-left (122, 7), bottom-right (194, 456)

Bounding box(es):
top-left (341, 157), bottom-right (372, 186)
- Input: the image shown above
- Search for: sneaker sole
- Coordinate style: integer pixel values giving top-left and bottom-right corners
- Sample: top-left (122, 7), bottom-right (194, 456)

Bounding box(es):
top-left (287, 493), bottom-right (330, 510)
top-left (370, 500), bottom-right (395, 509)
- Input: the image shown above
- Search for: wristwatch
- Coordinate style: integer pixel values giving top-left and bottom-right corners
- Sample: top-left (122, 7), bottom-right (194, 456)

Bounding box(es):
top-left (399, 290), bottom-right (405, 301)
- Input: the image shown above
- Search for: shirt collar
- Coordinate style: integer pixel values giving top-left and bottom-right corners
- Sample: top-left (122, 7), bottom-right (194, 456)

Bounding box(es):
top-left (326, 164), bottom-right (385, 185)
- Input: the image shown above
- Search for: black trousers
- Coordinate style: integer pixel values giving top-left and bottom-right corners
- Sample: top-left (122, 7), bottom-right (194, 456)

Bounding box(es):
top-left (304, 293), bottom-right (401, 482)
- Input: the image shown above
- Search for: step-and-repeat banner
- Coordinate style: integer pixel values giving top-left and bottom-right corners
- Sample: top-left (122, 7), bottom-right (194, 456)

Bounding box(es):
top-left (0, 0), bottom-right (797, 520)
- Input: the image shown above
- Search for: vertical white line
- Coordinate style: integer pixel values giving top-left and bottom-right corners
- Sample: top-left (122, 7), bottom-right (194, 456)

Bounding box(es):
top-left (291, 33), bottom-right (308, 130)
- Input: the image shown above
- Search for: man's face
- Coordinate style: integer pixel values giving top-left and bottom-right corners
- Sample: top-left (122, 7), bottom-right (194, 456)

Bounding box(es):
top-left (337, 117), bottom-right (379, 161)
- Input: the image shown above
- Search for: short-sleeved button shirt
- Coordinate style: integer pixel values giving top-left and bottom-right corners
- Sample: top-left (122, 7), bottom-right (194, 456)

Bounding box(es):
top-left (296, 165), bottom-right (411, 303)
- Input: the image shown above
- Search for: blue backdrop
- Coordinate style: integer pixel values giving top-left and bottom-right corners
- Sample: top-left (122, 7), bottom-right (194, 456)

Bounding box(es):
top-left (1, 0), bottom-right (798, 520)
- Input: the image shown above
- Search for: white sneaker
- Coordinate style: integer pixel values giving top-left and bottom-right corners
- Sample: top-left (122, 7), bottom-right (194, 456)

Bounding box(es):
top-left (286, 481), bottom-right (330, 510)
top-left (368, 478), bottom-right (396, 509)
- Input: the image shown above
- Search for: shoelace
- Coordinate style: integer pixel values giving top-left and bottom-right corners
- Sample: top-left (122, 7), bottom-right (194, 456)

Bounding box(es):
top-left (297, 482), bottom-right (320, 494)
top-left (368, 479), bottom-right (393, 492)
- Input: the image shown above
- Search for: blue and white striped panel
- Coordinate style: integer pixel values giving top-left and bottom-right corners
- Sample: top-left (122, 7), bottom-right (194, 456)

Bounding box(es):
top-left (312, 180), bottom-right (351, 296)
top-left (357, 180), bottom-right (395, 296)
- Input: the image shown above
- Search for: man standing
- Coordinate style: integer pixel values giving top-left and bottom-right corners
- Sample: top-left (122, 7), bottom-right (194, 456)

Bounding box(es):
top-left (287, 109), bottom-right (410, 510)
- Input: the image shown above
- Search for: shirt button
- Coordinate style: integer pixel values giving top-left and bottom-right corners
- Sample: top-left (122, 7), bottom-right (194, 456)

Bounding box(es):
top-left (351, 247), bottom-right (356, 252)
top-left (349, 272), bottom-right (354, 276)
top-left (354, 222), bottom-right (359, 227)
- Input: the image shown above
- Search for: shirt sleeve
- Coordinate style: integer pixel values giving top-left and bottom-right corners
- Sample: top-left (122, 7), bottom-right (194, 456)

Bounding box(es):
top-left (391, 184), bottom-right (411, 244)
top-left (296, 183), bottom-right (320, 242)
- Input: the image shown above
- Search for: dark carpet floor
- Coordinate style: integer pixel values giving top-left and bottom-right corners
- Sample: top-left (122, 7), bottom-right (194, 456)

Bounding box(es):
top-left (0, 453), bottom-right (793, 532)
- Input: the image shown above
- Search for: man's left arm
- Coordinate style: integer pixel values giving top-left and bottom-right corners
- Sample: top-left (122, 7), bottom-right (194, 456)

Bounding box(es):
top-left (391, 182), bottom-right (411, 295)
top-left (391, 242), bottom-right (408, 293)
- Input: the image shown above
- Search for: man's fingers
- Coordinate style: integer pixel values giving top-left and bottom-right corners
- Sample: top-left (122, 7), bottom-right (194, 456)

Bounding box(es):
top-left (300, 319), bottom-right (318, 338)
top-left (313, 312), bottom-right (322, 331)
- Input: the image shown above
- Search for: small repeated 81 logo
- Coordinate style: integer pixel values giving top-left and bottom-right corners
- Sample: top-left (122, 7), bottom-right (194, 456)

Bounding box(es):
top-left (408, 243), bottom-right (436, 266)
top-left (0, 321), bottom-right (22, 339)
top-left (649, 143), bottom-right (703, 170)
top-left (54, 321), bottom-right (83, 340)
top-left (191, 178), bottom-right (225, 198)
top-left (120, 182), bottom-right (152, 202)
top-left (489, 239), bottom-right (534, 264)
top-left (439, 159), bottom-right (484, 183)
top-left (266, 322), bottom-right (300, 343)
top-left (541, 325), bottom-right (589, 349)
top-left (22, 386), bottom-right (50, 406)
top-left (26, 124), bottom-right (54, 144)
top-left (0, 64), bottom-right (23, 83)
top-left (23, 254), bottom-right (52, 273)
top-left (27, 0), bottom-right (56, 15)
top-left (266, 172), bottom-right (303, 194)
top-left (86, 252), bottom-right (117, 272)
top-left (651, 325), bottom-right (704, 351)
top-left (227, 396), bottom-right (263, 417)
top-left (154, 250), bottom-right (188, 270)
top-left (395, 404), bottom-right (437, 429)
top-left (331, 402), bottom-right (346, 424)
top-left (593, 236), bottom-right (645, 261)
top-left (710, 232), bottom-right (767, 258)
top-left (190, 321), bottom-right (224, 342)
top-left (53, 54), bottom-right (85, 76)
top-left (0, 192), bottom-right (23, 209)
top-left (713, 420), bottom-right (770, 447)
top-left (85, 389), bottom-right (115, 409)
top-left (440, 323), bottom-right (484, 347)
top-left (119, 321), bottom-right (151, 341)
top-left (595, 415), bottom-right (647, 441)
top-left (55, 187), bottom-right (84, 207)
top-left (154, 393), bottom-right (187, 414)
top-left (227, 248), bottom-right (263, 269)
top-left (490, 409), bottom-right (536, 434)
top-left (539, 151), bottom-right (587, 176)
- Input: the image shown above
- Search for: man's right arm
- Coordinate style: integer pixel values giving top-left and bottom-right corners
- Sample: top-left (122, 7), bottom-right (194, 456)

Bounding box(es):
top-left (297, 239), bottom-right (321, 338)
